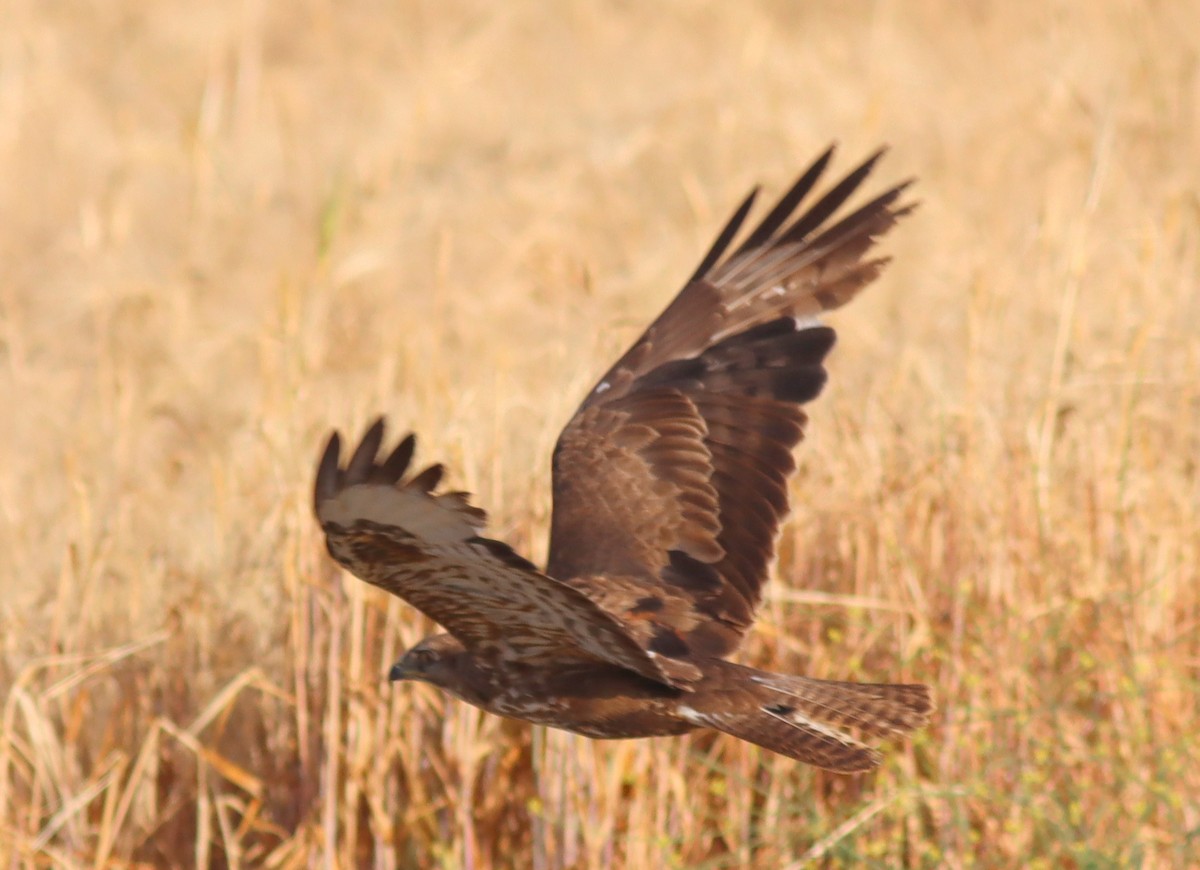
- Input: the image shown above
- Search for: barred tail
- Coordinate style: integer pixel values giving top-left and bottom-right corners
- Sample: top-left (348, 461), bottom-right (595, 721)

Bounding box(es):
top-left (684, 666), bottom-right (933, 772)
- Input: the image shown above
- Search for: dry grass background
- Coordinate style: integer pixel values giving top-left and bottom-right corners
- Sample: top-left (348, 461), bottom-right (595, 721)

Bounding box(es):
top-left (1, 0), bottom-right (1197, 866)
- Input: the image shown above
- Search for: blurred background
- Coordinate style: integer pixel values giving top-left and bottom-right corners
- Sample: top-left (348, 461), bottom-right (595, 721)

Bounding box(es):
top-left (1, 1), bottom-right (1197, 866)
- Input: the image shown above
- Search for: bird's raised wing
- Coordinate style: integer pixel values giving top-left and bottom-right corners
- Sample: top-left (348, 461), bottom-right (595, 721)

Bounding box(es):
top-left (315, 420), bottom-right (694, 686)
top-left (547, 147), bottom-right (913, 666)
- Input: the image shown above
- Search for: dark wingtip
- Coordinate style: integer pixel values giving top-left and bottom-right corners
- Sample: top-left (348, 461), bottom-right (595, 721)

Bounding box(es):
top-left (864, 143), bottom-right (889, 164)
top-left (345, 418), bottom-right (386, 484)
top-left (808, 177), bottom-right (917, 252)
top-left (803, 142), bottom-right (839, 187)
top-left (776, 147), bottom-right (891, 244)
top-left (314, 431), bottom-right (343, 513)
top-left (850, 145), bottom-right (890, 184)
top-left (824, 147), bottom-right (887, 203)
top-left (686, 185), bottom-right (762, 284)
top-left (890, 178), bottom-right (920, 214)
top-left (408, 463), bottom-right (444, 493)
top-left (378, 432), bottom-right (417, 484)
top-left (731, 146), bottom-right (839, 257)
top-left (314, 421), bottom-right (425, 513)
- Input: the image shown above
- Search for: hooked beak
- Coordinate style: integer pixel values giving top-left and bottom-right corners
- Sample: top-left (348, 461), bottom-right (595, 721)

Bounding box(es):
top-left (388, 659), bottom-right (411, 682)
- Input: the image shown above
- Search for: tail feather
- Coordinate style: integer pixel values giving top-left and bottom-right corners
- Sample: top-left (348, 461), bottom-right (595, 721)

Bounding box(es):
top-left (750, 673), bottom-right (933, 740)
top-left (685, 706), bottom-right (884, 772)
top-left (683, 667), bottom-right (933, 772)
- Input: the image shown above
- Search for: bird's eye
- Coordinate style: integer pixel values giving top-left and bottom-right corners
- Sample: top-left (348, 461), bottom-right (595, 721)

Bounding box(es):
top-left (412, 649), bottom-right (436, 669)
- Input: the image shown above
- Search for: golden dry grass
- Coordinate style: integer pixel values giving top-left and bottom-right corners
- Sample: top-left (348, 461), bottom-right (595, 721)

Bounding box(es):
top-left (2, 0), bottom-right (1198, 866)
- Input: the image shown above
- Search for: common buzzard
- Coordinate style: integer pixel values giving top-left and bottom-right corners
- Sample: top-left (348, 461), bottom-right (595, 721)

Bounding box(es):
top-left (314, 147), bottom-right (932, 772)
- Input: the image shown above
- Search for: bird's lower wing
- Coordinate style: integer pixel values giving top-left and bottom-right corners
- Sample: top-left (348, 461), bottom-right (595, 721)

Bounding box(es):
top-left (314, 420), bottom-right (686, 687)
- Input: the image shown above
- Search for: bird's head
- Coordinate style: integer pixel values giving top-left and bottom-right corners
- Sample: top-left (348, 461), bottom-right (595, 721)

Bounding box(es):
top-left (389, 634), bottom-right (471, 694)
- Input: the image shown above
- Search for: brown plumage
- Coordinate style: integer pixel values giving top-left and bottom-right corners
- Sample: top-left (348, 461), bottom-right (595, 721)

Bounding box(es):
top-left (314, 147), bottom-right (933, 772)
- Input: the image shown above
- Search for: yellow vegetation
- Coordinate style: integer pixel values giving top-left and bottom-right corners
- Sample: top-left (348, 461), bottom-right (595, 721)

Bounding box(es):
top-left (1, 1), bottom-right (1197, 866)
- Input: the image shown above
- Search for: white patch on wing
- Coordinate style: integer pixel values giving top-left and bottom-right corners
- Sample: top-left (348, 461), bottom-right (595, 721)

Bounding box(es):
top-left (319, 484), bottom-right (482, 544)
top-left (791, 314), bottom-right (823, 330)
top-left (677, 705), bottom-right (703, 724)
top-left (594, 380), bottom-right (611, 395)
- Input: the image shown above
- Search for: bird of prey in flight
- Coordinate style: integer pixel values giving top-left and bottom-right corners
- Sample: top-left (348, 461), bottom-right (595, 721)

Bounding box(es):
top-left (314, 147), bottom-right (932, 772)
